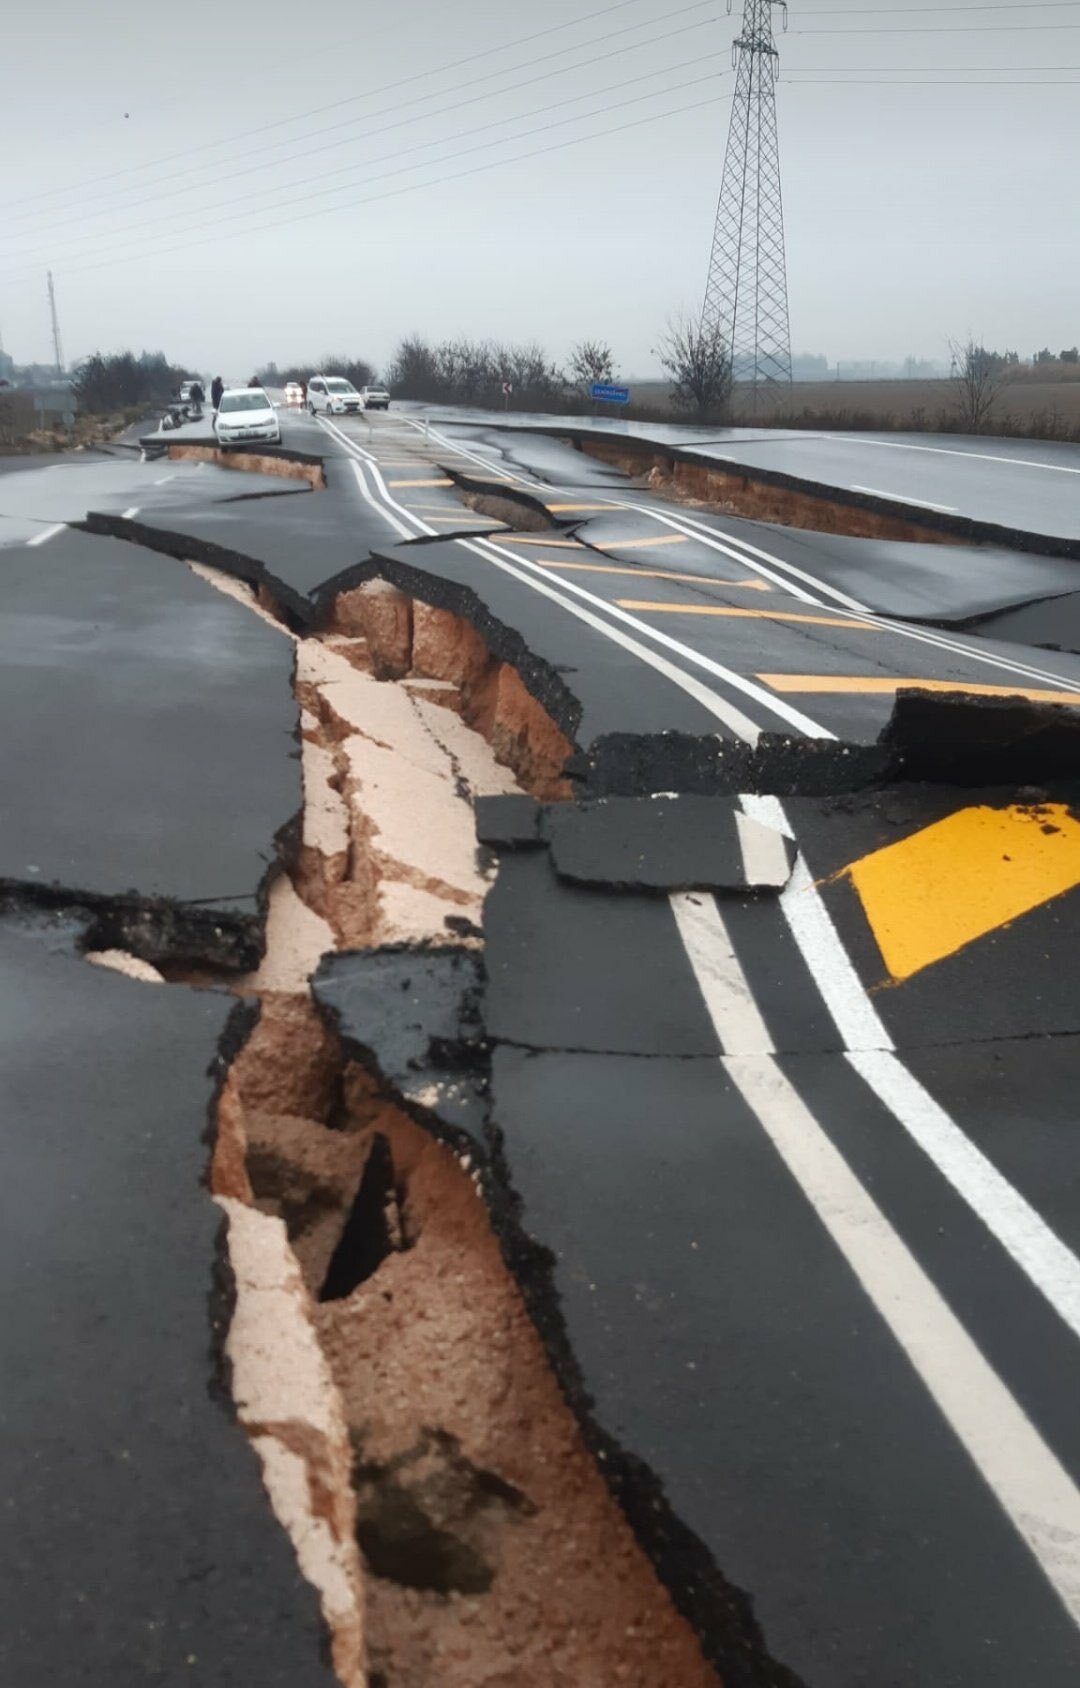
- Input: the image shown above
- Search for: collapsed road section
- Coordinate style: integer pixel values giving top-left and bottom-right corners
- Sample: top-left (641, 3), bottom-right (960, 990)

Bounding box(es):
top-left (5, 412), bottom-right (1080, 1687)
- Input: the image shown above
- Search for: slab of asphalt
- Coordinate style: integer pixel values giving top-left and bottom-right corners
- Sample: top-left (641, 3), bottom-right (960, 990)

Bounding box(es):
top-left (580, 505), bottom-right (1080, 623)
top-left (0, 910), bottom-right (336, 1687)
top-left (0, 456), bottom-right (309, 522)
top-left (0, 528), bottom-right (298, 965)
top-left (964, 590), bottom-right (1080, 653)
top-left (488, 1041), bottom-right (1080, 1688)
top-left (418, 409), bottom-right (1080, 548)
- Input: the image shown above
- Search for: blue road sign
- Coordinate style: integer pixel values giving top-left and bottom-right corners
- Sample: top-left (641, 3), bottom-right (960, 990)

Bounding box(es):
top-left (590, 383), bottom-right (630, 405)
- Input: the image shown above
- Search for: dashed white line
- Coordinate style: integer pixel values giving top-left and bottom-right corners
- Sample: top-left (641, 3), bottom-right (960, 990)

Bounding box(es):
top-left (835, 434), bottom-right (1080, 477)
top-left (25, 523), bottom-right (66, 548)
top-left (851, 483), bottom-right (958, 514)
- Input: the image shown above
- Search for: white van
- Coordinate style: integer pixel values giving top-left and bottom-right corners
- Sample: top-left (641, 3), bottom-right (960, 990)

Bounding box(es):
top-left (307, 375), bottom-right (363, 416)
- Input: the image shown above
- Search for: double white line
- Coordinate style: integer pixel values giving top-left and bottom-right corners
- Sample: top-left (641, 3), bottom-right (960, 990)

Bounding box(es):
top-left (321, 409), bottom-right (1080, 1625)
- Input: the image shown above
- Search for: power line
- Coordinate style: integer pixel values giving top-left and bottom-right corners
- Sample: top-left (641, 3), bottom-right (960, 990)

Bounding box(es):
top-left (792, 21), bottom-right (1080, 31)
top-left (2, 57), bottom-right (729, 273)
top-left (798, 2), bottom-right (1080, 12)
top-left (783, 64), bottom-right (1080, 72)
top-left (2, 13), bottom-right (721, 248)
top-left (8, 92), bottom-right (731, 288)
top-left (783, 74), bottom-right (1080, 82)
top-left (0, 0), bottom-right (706, 217)
top-left (0, 77), bottom-right (733, 285)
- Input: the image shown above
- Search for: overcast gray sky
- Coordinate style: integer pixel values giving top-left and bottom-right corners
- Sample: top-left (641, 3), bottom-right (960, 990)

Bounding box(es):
top-left (1, 0), bottom-right (1077, 376)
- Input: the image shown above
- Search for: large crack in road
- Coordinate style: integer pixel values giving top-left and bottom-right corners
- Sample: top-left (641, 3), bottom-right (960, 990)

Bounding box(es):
top-left (191, 557), bottom-right (729, 1686)
top-left (8, 418), bottom-right (1080, 1687)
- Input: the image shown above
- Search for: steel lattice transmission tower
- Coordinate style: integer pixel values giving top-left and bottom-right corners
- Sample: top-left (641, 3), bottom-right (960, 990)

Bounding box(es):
top-left (47, 271), bottom-right (65, 374)
top-left (702, 0), bottom-right (792, 396)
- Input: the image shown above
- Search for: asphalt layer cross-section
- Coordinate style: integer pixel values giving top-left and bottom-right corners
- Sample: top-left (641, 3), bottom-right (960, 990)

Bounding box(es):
top-left (6, 407), bottom-right (1080, 1686)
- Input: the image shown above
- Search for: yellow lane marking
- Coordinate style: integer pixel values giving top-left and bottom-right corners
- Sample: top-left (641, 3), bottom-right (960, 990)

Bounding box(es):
top-left (841, 804), bottom-right (1080, 982)
top-left (599, 533), bottom-right (689, 549)
top-left (757, 675), bottom-right (1080, 704)
top-left (616, 602), bottom-right (880, 630)
top-left (388, 477), bottom-right (453, 488)
top-left (538, 561), bottom-right (770, 588)
top-left (496, 536), bottom-right (587, 550)
top-left (545, 502), bottom-right (616, 512)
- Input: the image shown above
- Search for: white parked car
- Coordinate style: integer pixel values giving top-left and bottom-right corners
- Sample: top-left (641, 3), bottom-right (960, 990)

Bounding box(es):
top-left (307, 374), bottom-right (363, 415)
top-left (284, 381), bottom-right (304, 406)
top-left (214, 388), bottom-right (280, 446)
top-left (360, 384), bottom-right (391, 411)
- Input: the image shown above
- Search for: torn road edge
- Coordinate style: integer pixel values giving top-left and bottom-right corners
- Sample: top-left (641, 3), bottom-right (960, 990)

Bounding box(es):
top-left (207, 997), bottom-right (358, 1684)
top-left (311, 948), bottom-right (806, 1688)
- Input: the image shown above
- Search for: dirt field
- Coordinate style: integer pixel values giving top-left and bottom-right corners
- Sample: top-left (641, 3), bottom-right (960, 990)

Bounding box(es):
top-left (627, 370), bottom-right (1080, 436)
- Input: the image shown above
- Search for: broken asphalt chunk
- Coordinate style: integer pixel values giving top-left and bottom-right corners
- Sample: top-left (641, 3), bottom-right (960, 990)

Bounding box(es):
top-left (314, 945), bottom-right (489, 1142)
top-left (474, 793), bottom-right (544, 848)
top-left (544, 795), bottom-right (795, 892)
top-left (882, 688), bottom-right (1080, 785)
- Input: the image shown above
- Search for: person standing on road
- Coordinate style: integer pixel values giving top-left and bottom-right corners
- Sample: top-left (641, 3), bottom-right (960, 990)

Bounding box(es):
top-left (211, 375), bottom-right (224, 411)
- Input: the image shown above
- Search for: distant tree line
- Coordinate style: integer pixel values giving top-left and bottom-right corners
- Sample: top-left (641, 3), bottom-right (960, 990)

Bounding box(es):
top-left (383, 336), bottom-right (566, 408)
top-left (73, 350), bottom-right (194, 413)
top-left (255, 353), bottom-right (376, 390)
top-left (1033, 346), bottom-right (1080, 365)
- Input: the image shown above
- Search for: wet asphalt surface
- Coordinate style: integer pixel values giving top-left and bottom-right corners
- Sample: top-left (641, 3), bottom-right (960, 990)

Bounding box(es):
top-left (3, 404), bottom-right (1080, 1684)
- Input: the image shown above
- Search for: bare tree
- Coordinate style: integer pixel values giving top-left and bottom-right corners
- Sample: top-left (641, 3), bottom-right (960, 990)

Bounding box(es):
top-left (655, 314), bottom-right (732, 420)
top-left (948, 338), bottom-right (1011, 433)
top-left (569, 339), bottom-right (615, 396)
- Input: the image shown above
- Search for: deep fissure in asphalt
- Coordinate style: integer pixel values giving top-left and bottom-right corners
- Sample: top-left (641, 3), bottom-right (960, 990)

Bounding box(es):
top-left (197, 567), bottom-right (726, 1686)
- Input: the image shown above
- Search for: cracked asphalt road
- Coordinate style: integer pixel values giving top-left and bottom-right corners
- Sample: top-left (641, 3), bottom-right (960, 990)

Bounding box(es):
top-left (3, 404), bottom-right (1080, 1686)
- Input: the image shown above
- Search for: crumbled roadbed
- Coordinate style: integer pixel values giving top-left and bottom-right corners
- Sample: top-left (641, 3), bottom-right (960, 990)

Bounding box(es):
top-left (200, 565), bottom-right (721, 1686)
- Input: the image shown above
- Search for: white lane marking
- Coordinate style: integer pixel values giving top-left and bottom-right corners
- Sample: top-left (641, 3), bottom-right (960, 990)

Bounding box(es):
top-left (851, 1049), bottom-right (1080, 1345)
top-left (735, 809), bottom-right (794, 888)
top-left (416, 420), bottom-right (1078, 693)
top-left (413, 418), bottom-right (1080, 694)
top-left (725, 1051), bottom-right (1080, 1629)
top-left (319, 417), bottom-right (770, 743)
top-left (745, 801), bottom-right (893, 1055)
top-left (670, 893), bottom-right (773, 1053)
top-left (851, 484), bottom-right (958, 514)
top-left (461, 538), bottom-right (765, 741)
top-left (625, 499), bottom-right (1080, 690)
top-left (469, 532), bottom-right (831, 737)
top-left (834, 435), bottom-right (1080, 478)
top-left (153, 473), bottom-right (176, 486)
top-left (674, 894), bottom-right (1080, 1625)
top-left (741, 791), bottom-right (1080, 1348)
top-left (364, 415), bottom-right (1080, 1498)
top-left (407, 420), bottom-right (836, 608)
top-left (25, 522), bottom-right (66, 547)
top-left (348, 458), bottom-right (415, 540)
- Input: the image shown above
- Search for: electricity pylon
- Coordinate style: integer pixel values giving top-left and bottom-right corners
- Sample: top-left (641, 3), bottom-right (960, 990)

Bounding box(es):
top-left (47, 271), bottom-right (65, 374)
top-left (702, 0), bottom-right (793, 398)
